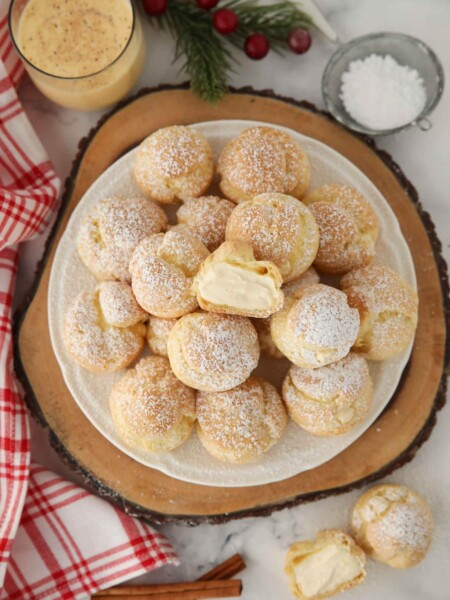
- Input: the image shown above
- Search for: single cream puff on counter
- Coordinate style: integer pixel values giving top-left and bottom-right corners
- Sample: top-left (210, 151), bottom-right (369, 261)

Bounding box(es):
top-left (271, 284), bottom-right (360, 368)
top-left (226, 192), bottom-right (319, 283)
top-left (282, 353), bottom-right (373, 436)
top-left (129, 228), bottom-right (209, 318)
top-left (341, 264), bottom-right (418, 360)
top-left (110, 356), bottom-right (196, 452)
top-left (197, 376), bottom-right (288, 463)
top-left (133, 126), bottom-right (214, 203)
top-left (77, 196), bottom-right (167, 281)
top-left (63, 289), bottom-right (146, 372)
top-left (351, 484), bottom-right (433, 569)
top-left (193, 241), bottom-right (284, 318)
top-left (167, 311), bottom-right (259, 392)
top-left (217, 126), bottom-right (310, 202)
top-left (303, 184), bottom-right (379, 275)
top-left (285, 529), bottom-right (366, 599)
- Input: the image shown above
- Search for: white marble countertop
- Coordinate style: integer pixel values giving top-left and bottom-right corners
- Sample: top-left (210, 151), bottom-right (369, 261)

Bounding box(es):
top-left (15, 0), bottom-right (450, 598)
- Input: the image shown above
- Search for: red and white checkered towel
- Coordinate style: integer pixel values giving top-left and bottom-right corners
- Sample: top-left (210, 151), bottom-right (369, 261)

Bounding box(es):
top-left (0, 5), bottom-right (178, 598)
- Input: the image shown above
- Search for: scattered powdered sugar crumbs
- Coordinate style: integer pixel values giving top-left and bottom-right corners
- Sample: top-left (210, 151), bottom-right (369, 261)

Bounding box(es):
top-left (340, 54), bottom-right (426, 130)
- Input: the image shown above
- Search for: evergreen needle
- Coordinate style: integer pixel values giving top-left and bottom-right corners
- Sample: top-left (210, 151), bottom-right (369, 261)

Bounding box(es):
top-left (150, 0), bottom-right (312, 103)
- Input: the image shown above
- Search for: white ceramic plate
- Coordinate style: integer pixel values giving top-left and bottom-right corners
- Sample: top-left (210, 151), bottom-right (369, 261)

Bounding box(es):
top-left (48, 120), bottom-right (416, 487)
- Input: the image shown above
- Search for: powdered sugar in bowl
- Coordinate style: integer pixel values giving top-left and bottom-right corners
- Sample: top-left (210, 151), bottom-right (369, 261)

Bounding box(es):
top-left (322, 32), bottom-right (444, 136)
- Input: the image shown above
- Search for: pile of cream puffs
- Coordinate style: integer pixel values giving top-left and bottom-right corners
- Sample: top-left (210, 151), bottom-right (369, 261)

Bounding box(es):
top-left (63, 124), bottom-right (418, 464)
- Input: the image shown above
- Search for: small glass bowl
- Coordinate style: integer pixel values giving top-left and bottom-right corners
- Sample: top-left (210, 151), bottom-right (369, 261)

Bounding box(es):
top-left (322, 32), bottom-right (445, 136)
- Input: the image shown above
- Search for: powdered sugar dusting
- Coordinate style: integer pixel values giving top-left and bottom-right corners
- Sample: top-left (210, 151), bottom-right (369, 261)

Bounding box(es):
top-left (304, 184), bottom-right (378, 273)
top-left (147, 316), bottom-right (177, 357)
top-left (151, 126), bottom-right (210, 177)
top-left (355, 485), bottom-right (433, 557)
top-left (63, 290), bottom-right (145, 371)
top-left (77, 196), bottom-right (167, 281)
top-left (170, 312), bottom-right (259, 391)
top-left (376, 502), bottom-right (430, 552)
top-left (290, 354), bottom-right (368, 399)
top-left (177, 196), bottom-right (234, 251)
top-left (133, 126), bottom-right (213, 201)
top-left (98, 281), bottom-right (147, 327)
top-left (197, 377), bottom-right (287, 461)
top-left (129, 231), bottom-right (208, 317)
top-left (284, 354), bottom-right (372, 434)
top-left (293, 284), bottom-right (360, 352)
top-left (218, 126), bottom-right (309, 198)
top-left (226, 193), bottom-right (318, 279)
top-left (111, 356), bottom-right (195, 436)
top-left (341, 264), bottom-right (418, 358)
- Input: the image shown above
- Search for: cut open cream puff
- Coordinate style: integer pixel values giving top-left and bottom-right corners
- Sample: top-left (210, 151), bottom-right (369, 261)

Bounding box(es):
top-left (193, 241), bottom-right (284, 318)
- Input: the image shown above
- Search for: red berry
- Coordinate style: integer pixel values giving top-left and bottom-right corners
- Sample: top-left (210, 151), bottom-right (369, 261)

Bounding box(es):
top-left (244, 33), bottom-right (270, 60)
top-left (142, 0), bottom-right (167, 16)
top-left (288, 28), bottom-right (312, 54)
top-left (197, 0), bottom-right (219, 9)
top-left (213, 8), bottom-right (239, 35)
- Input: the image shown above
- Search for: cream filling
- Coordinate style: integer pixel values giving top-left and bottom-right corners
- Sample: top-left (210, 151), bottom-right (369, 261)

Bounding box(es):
top-left (294, 544), bottom-right (362, 597)
top-left (337, 407), bottom-right (355, 424)
top-left (198, 262), bottom-right (279, 311)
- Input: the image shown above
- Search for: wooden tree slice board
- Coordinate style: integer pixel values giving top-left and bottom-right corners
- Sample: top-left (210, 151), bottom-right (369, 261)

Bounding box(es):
top-left (14, 85), bottom-right (449, 524)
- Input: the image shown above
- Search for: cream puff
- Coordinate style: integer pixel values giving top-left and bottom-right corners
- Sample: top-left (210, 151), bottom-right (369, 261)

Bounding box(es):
top-left (109, 356), bottom-right (196, 452)
top-left (193, 241), bottom-right (284, 318)
top-left (217, 126), bottom-right (310, 202)
top-left (176, 196), bottom-right (235, 251)
top-left (63, 290), bottom-right (146, 372)
top-left (341, 264), bottom-right (418, 360)
top-left (133, 126), bottom-right (214, 203)
top-left (254, 267), bottom-right (320, 359)
top-left (167, 312), bottom-right (259, 392)
top-left (282, 266), bottom-right (320, 299)
top-left (285, 529), bottom-right (366, 599)
top-left (77, 197), bottom-right (167, 281)
top-left (98, 281), bottom-right (148, 328)
top-left (196, 376), bottom-right (288, 463)
top-left (129, 229), bottom-right (209, 318)
top-left (271, 284), bottom-right (360, 368)
top-left (303, 184), bottom-right (379, 274)
top-left (282, 353), bottom-right (373, 436)
top-left (146, 316), bottom-right (177, 357)
top-left (351, 484), bottom-right (433, 568)
top-left (226, 193), bottom-right (319, 283)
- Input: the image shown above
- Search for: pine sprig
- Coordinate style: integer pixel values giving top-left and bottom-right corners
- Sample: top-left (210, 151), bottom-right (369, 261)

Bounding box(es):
top-left (158, 0), bottom-right (233, 103)
top-left (151, 0), bottom-right (312, 103)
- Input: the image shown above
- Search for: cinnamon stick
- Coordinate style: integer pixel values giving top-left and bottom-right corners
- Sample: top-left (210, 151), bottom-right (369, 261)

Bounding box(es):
top-left (93, 578), bottom-right (242, 598)
top-left (197, 554), bottom-right (246, 581)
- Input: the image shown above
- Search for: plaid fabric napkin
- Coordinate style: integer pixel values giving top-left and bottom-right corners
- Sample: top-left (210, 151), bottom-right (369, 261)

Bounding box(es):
top-left (0, 4), bottom-right (178, 597)
top-left (1, 465), bottom-right (177, 599)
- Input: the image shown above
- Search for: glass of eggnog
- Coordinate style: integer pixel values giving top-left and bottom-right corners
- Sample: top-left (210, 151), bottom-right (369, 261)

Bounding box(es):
top-left (9, 0), bottom-right (145, 110)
